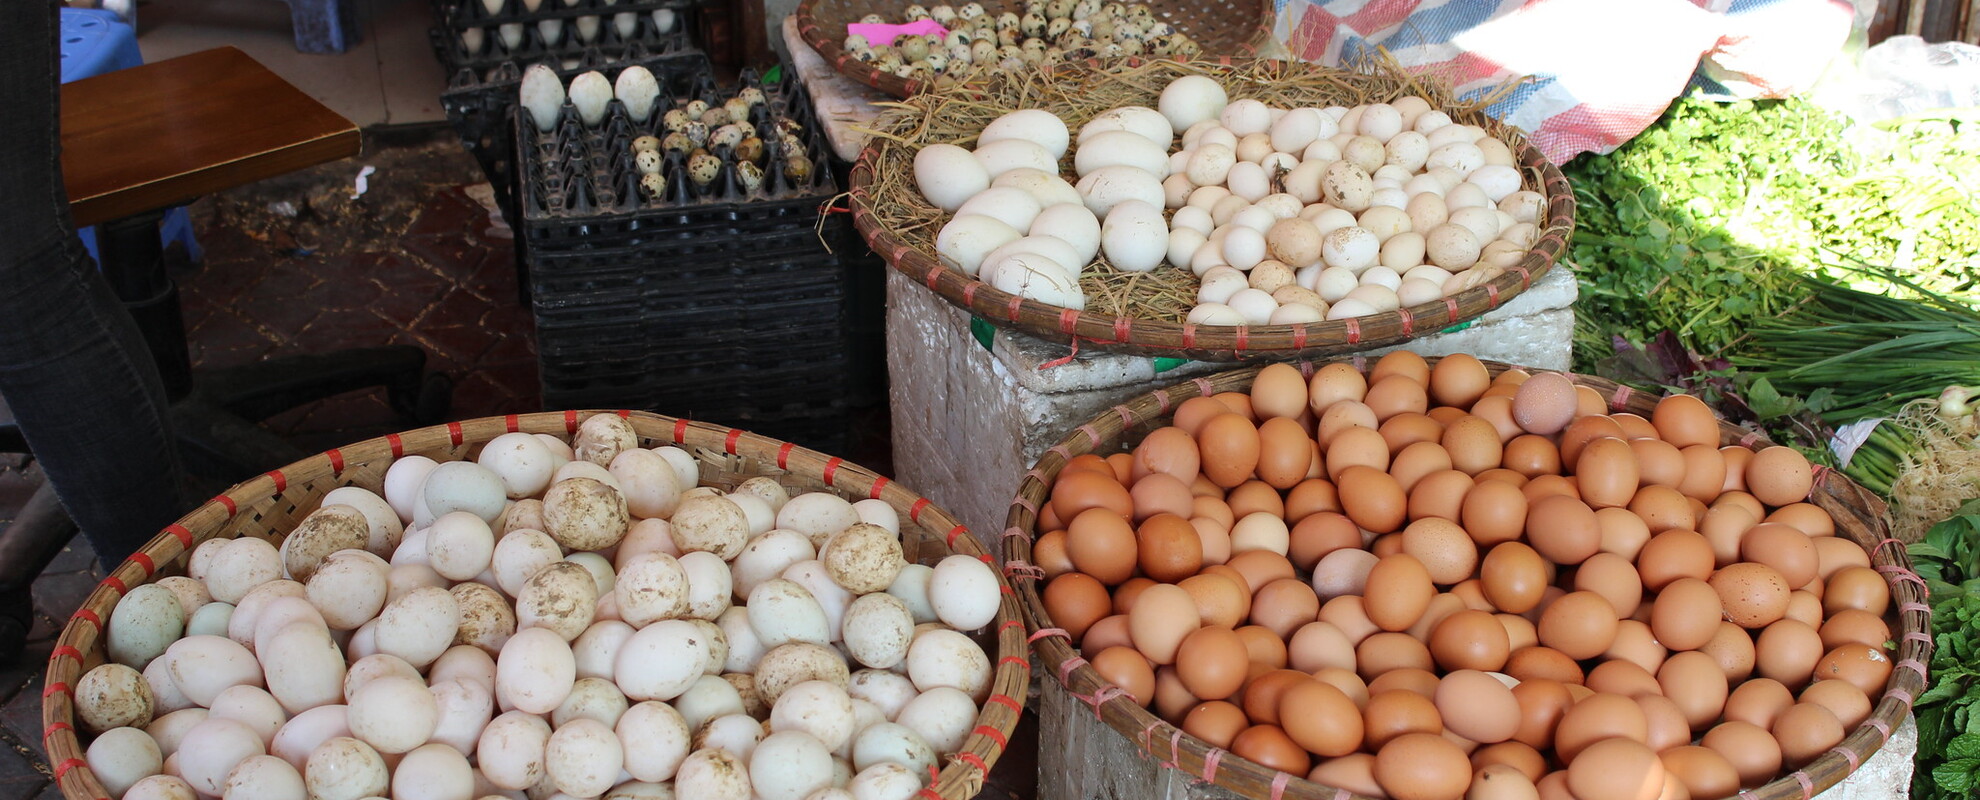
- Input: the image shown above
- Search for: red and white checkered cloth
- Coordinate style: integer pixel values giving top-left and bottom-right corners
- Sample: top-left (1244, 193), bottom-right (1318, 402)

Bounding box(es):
top-left (1272, 0), bottom-right (1857, 162)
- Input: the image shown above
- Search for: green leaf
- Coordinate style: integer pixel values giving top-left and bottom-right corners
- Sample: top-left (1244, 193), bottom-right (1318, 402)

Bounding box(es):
top-left (1950, 734), bottom-right (1980, 760)
top-left (1933, 759), bottom-right (1979, 794)
top-left (1744, 377), bottom-right (1799, 421)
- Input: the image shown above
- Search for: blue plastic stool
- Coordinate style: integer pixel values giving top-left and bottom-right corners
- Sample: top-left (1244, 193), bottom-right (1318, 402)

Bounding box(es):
top-left (59, 8), bottom-right (203, 264)
top-left (279, 0), bottom-right (359, 54)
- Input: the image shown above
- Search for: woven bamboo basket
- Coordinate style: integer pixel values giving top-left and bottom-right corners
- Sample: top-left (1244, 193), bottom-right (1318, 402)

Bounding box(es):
top-left (795, 0), bottom-right (1276, 98)
top-left (43, 411), bottom-right (1028, 800)
top-left (850, 58), bottom-right (1578, 363)
top-left (1003, 360), bottom-right (1930, 800)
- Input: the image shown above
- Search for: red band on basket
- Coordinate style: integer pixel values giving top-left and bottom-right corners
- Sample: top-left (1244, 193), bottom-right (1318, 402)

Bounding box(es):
top-left (1074, 685), bottom-right (1128, 717)
top-left (1193, 377), bottom-right (1214, 396)
top-left (1485, 283), bottom-right (1503, 307)
top-left (1898, 658), bottom-right (1929, 676)
top-left (1006, 296), bottom-right (1023, 322)
top-left (1003, 558), bottom-right (1042, 579)
top-left (1885, 685), bottom-right (1915, 705)
top-left (777, 442), bottom-right (795, 469)
top-left (969, 725), bottom-right (1007, 752)
top-left (128, 552), bottom-right (156, 578)
top-left (51, 758), bottom-right (87, 781)
top-left (927, 764), bottom-right (943, 785)
top-left (723, 428), bottom-right (743, 454)
top-left (908, 497), bottom-right (930, 522)
top-left (72, 608), bottom-right (101, 628)
top-left (386, 432), bottom-right (404, 458)
top-left (1291, 324), bottom-right (1307, 349)
top-left (214, 494), bottom-right (237, 517)
top-left (1513, 266), bottom-right (1532, 289)
top-left (1039, 338), bottom-right (1080, 370)
top-left (1331, 788), bottom-right (1351, 800)
top-left (1739, 431), bottom-right (1764, 448)
top-left (42, 721), bottom-right (70, 741)
top-left (1234, 326), bottom-right (1248, 352)
top-left (924, 267), bottom-right (943, 291)
top-left (615, 410), bottom-right (631, 419)
top-left (1113, 316), bottom-right (1131, 343)
top-left (1905, 630), bottom-right (1933, 645)
top-left (1181, 324), bottom-right (1197, 349)
top-left (41, 682), bottom-right (69, 699)
top-left (958, 751), bottom-right (991, 775)
top-left (867, 477), bottom-right (888, 499)
top-left (1270, 771), bottom-right (1291, 800)
top-left (1868, 716), bottom-right (1893, 737)
top-left (504, 414), bottom-right (519, 432)
top-left (265, 469), bottom-right (288, 492)
top-left (101, 575), bottom-right (127, 596)
top-left (946, 525), bottom-right (968, 548)
top-left (1115, 405), bottom-right (1135, 428)
top-left (327, 448), bottom-right (345, 475)
top-left (961, 281), bottom-right (980, 305)
top-left (1611, 384), bottom-right (1633, 411)
top-left (1029, 628), bottom-right (1069, 643)
top-left (1739, 790), bottom-right (1759, 800)
top-left (1058, 309), bottom-right (1080, 334)
top-left (1057, 656), bottom-right (1088, 683)
top-left (564, 410), bottom-right (580, 434)
top-left (1047, 444), bottom-right (1071, 462)
top-left (1444, 297), bottom-right (1461, 322)
top-left (51, 645), bottom-right (82, 662)
top-left (1899, 601), bottom-right (1930, 615)
top-left (165, 524), bottom-right (193, 548)
top-left (447, 421), bottom-right (464, 446)
top-left (916, 789), bottom-right (942, 800)
top-left (1344, 317), bottom-right (1361, 344)
top-left (1830, 745), bottom-right (1861, 770)
top-left (1077, 425), bottom-right (1102, 447)
top-left (1001, 619), bottom-right (1024, 633)
top-left (987, 693), bottom-right (1022, 715)
top-left (672, 419), bottom-right (690, 444)
top-left (1398, 308), bottom-right (1415, 337)
top-left (822, 458), bottom-right (844, 485)
top-left (1202, 749), bottom-right (1225, 783)
top-left (1792, 771), bottom-right (1814, 800)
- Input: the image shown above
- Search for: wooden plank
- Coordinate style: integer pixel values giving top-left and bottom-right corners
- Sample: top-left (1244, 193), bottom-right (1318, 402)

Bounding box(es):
top-left (1038, 676), bottom-right (1248, 800)
top-left (59, 47), bottom-right (359, 227)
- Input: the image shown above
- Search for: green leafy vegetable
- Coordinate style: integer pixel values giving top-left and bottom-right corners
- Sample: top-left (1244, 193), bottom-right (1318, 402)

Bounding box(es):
top-left (1909, 500), bottom-right (1980, 800)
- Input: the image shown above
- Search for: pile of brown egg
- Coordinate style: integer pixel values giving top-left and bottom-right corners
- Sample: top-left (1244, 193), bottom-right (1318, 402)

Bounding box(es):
top-left (1033, 353), bottom-right (1896, 800)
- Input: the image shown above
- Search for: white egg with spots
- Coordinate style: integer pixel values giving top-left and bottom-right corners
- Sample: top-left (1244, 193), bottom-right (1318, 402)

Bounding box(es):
top-left (1076, 165), bottom-right (1165, 218)
top-left (545, 717), bottom-right (623, 797)
top-left (109, 584), bottom-right (185, 670)
top-left (223, 753), bottom-right (305, 800)
top-left (770, 679), bottom-right (856, 751)
top-left (616, 619), bottom-right (708, 701)
top-left (676, 747), bottom-right (752, 800)
top-left (391, 742), bottom-right (475, 800)
top-left (497, 627), bottom-right (576, 713)
top-left (476, 711), bottom-right (551, 791)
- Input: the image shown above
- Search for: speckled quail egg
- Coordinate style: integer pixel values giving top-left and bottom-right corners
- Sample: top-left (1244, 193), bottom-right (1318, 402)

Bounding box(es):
top-left (682, 120), bottom-right (709, 147)
top-left (904, 4), bottom-right (931, 20)
top-left (662, 108), bottom-right (691, 134)
top-left (640, 172), bottom-right (666, 199)
top-left (843, 34), bottom-right (870, 52)
top-left (859, 13), bottom-right (885, 23)
top-left (899, 36), bottom-right (930, 61)
top-left (969, 40), bottom-right (995, 63)
top-left (1074, 0), bottom-right (1100, 18)
top-left (688, 153), bottom-right (722, 187)
top-left (631, 135), bottom-right (661, 154)
top-left (699, 106), bottom-right (729, 127)
top-left (724, 98), bottom-right (753, 125)
top-left (785, 153), bottom-right (815, 184)
top-left (662, 132), bottom-right (694, 156)
top-left (634, 149), bottom-right (663, 176)
top-left (996, 27), bottom-right (1020, 46)
top-left (683, 99), bottom-right (709, 119)
top-left (1047, 0), bottom-right (1075, 18)
top-left (736, 161), bottom-right (764, 193)
top-left (996, 11), bottom-right (1019, 30)
top-left (925, 51), bottom-right (950, 73)
top-left (853, 47), bottom-right (879, 64)
top-left (1020, 12), bottom-right (1046, 36)
top-left (1117, 36), bottom-right (1144, 55)
top-left (711, 124), bottom-right (747, 151)
top-left (1148, 21), bottom-right (1173, 36)
top-left (893, 62), bottom-right (918, 78)
top-left (738, 87), bottom-right (767, 108)
top-left (959, 2), bottom-right (985, 19)
top-left (1051, 17), bottom-right (1075, 39)
top-left (931, 4), bottom-right (957, 23)
top-left (735, 136), bottom-right (765, 164)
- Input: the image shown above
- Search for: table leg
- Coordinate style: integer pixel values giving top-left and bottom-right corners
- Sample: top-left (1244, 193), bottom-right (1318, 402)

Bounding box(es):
top-left (94, 210), bottom-right (192, 401)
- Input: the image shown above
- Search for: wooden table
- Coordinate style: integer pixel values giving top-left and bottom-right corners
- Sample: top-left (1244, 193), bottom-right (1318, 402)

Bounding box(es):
top-left (59, 46), bottom-right (359, 228)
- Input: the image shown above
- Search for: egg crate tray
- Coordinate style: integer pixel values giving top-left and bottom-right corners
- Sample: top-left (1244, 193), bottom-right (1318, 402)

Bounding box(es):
top-left (516, 69), bottom-right (839, 255)
top-left (794, 0), bottom-right (1275, 98)
top-left (851, 58), bottom-right (1578, 362)
top-left (42, 411), bottom-right (1024, 800)
top-left (532, 293), bottom-right (849, 361)
top-left (439, 43), bottom-right (714, 228)
top-left (540, 363), bottom-right (859, 452)
top-left (427, 8), bottom-right (700, 88)
top-left (433, 0), bottom-right (695, 30)
top-left (528, 241), bottom-right (851, 322)
top-left (1004, 359), bottom-right (1928, 800)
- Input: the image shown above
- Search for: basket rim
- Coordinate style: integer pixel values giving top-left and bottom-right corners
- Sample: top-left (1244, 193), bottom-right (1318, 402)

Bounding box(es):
top-left (43, 410), bottom-right (1028, 800)
top-left (848, 57), bottom-right (1578, 363)
top-left (793, 0), bottom-right (1280, 99)
top-left (1003, 360), bottom-right (1931, 800)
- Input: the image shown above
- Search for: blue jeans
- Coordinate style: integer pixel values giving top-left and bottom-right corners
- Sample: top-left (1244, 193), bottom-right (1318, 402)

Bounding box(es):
top-left (0, 0), bottom-right (187, 562)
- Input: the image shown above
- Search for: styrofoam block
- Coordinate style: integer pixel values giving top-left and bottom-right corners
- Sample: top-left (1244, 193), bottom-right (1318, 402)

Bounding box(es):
top-left (783, 16), bottom-right (886, 163)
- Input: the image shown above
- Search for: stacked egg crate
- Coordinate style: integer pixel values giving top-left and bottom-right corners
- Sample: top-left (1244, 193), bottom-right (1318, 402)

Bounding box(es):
top-left (517, 67), bottom-right (856, 453)
top-left (430, 0), bottom-right (699, 82)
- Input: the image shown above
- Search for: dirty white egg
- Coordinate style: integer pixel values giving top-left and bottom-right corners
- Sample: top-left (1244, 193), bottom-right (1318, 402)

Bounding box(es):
top-left (982, 237), bottom-right (1087, 285)
top-left (842, 593), bottom-right (915, 669)
top-left (679, 550), bottom-right (733, 620)
top-left (475, 711), bottom-right (551, 790)
top-left (491, 529), bottom-right (562, 598)
top-left (319, 487), bottom-right (403, 555)
top-left (304, 736), bottom-right (389, 800)
top-left (109, 584), bottom-right (186, 670)
top-left (1101, 200), bottom-right (1168, 272)
top-left (518, 64), bottom-right (566, 132)
top-left (545, 717), bottom-right (623, 797)
top-left (676, 747), bottom-right (753, 799)
top-left (727, 492), bottom-right (775, 536)
top-left (475, 432), bottom-right (557, 500)
top-left (673, 674), bottom-right (744, 732)
top-left (496, 626), bottom-right (576, 714)
top-left (390, 742), bottom-right (474, 800)
top-left (542, 476), bottom-right (632, 552)
top-left (1076, 165), bottom-right (1165, 218)
top-left (989, 253), bottom-right (1084, 308)
top-left (618, 700), bottom-right (692, 782)
top-left (204, 537), bottom-right (283, 605)
top-left (904, 629), bottom-right (991, 703)
top-left (992, 168), bottom-right (1083, 209)
top-left (616, 619), bottom-right (708, 701)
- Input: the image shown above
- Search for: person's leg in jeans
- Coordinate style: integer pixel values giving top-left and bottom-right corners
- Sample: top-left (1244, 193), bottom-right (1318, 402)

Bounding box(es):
top-left (0, 0), bottom-right (188, 563)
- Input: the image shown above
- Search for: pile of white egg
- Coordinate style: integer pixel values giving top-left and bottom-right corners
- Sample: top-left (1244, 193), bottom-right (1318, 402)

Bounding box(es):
top-left (72, 414), bottom-right (1004, 800)
top-left (458, 0), bottom-right (678, 57)
top-left (912, 73), bottom-right (1550, 325)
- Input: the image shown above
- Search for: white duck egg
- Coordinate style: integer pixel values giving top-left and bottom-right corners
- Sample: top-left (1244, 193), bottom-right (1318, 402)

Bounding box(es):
top-left (929, 553), bottom-right (1000, 631)
top-left (1157, 75), bottom-right (1228, 131)
top-left (1168, 228), bottom-right (1208, 271)
top-left (475, 432), bottom-right (556, 499)
top-left (1327, 297), bottom-right (1379, 320)
top-left (1467, 164), bottom-right (1522, 202)
top-left (1448, 206), bottom-right (1502, 242)
top-left (782, 559), bottom-right (854, 638)
top-left (1499, 190), bottom-right (1546, 224)
top-left (979, 108), bottom-right (1070, 159)
top-left (1425, 223), bottom-right (1484, 270)
top-left (1381, 232), bottom-right (1429, 272)
top-left (935, 214), bottom-right (1021, 277)
top-left (1359, 266), bottom-right (1403, 292)
top-left (268, 704), bottom-right (347, 771)
top-left (1221, 225), bottom-right (1267, 270)
top-left (1224, 161), bottom-right (1268, 202)
top-left (348, 675), bottom-right (436, 754)
top-left (1076, 165), bottom-right (1165, 218)
top-left (552, 677), bottom-right (629, 729)
top-left (885, 564), bottom-right (938, 624)
top-left (1196, 266), bottom-right (1248, 304)
top-left (1226, 288), bottom-right (1279, 325)
top-left (1269, 302), bottom-right (1325, 324)
top-left (1219, 99), bottom-right (1272, 136)
top-left (1074, 130), bottom-right (1170, 178)
top-left (1163, 172), bottom-right (1194, 208)
top-left (392, 742), bottom-right (475, 800)
top-left (423, 511), bottom-right (495, 582)
top-left (320, 487), bottom-right (403, 556)
top-left (1406, 192), bottom-right (1450, 233)
top-left (146, 707), bottom-right (206, 758)
top-left (609, 448), bottom-right (684, 520)
top-left (572, 619), bottom-right (635, 682)
top-left (258, 622), bottom-right (343, 716)
top-left (1478, 137), bottom-right (1517, 167)
top-left (164, 635), bottom-right (261, 707)
top-left (673, 674), bottom-right (744, 733)
top-left (1100, 200), bottom-right (1168, 272)
top-left (1231, 205), bottom-right (1278, 234)
top-left (1358, 206), bottom-right (1412, 241)
top-left (912, 144), bottom-right (988, 212)
top-left (972, 138), bottom-right (1056, 180)
top-left (1079, 105), bottom-right (1174, 148)
top-left (1302, 138), bottom-right (1343, 165)
top-left (1321, 226), bottom-right (1380, 272)
top-left (988, 252), bottom-right (1084, 309)
top-left (1369, 187), bottom-right (1409, 209)
top-left (616, 619), bottom-right (707, 701)
top-left (619, 700), bottom-right (692, 783)
top-left (894, 687), bottom-right (976, 754)
top-left (177, 717), bottom-right (265, 796)
top-left (1187, 303), bottom-right (1246, 325)
top-left (1397, 277), bottom-right (1446, 307)
top-left (771, 680), bottom-right (857, 752)
top-left (848, 670), bottom-right (918, 721)
top-left (203, 537), bottom-right (281, 605)
top-left (956, 187), bottom-right (1044, 232)
top-left (497, 627), bottom-right (577, 713)
top-left (1170, 205), bottom-right (1214, 236)
top-left (87, 726), bottom-right (162, 797)
top-left (1343, 283), bottom-right (1400, 312)
top-left (475, 711), bottom-right (550, 791)
top-left (109, 584), bottom-right (184, 671)
top-left (545, 717), bottom-right (623, 798)
top-left (1315, 266), bottom-right (1360, 303)
top-left (1426, 141), bottom-right (1483, 177)
top-left (1268, 107), bottom-right (1324, 153)
top-left (991, 168), bottom-right (1082, 208)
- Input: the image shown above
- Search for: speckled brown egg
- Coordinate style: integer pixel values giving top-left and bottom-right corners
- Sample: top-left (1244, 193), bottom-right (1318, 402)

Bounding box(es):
top-left (1310, 362), bottom-right (1370, 414)
top-left (1391, 442), bottom-right (1455, 494)
top-left (1745, 446), bottom-right (1814, 507)
top-left (1501, 434), bottom-right (1562, 478)
top-left (1179, 573), bottom-right (1250, 629)
top-left (1442, 416), bottom-right (1506, 476)
top-left (1629, 485), bottom-right (1696, 534)
top-left (1456, 479), bottom-right (1523, 546)
top-left (1698, 504), bottom-right (1757, 569)
top-left (1328, 426), bottom-right (1392, 479)
top-left (1319, 400), bottom-right (1380, 449)
top-left (1382, 412), bottom-right (1448, 453)
top-left (1700, 621), bottom-right (1758, 683)
top-left (1512, 373), bottom-right (1578, 435)
top-left (1708, 561), bottom-right (1790, 629)
top-left (1410, 469), bottom-right (1475, 524)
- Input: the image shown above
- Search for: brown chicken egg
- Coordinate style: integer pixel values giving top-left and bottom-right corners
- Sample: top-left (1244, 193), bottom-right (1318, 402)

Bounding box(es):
top-left (1178, 571), bottom-right (1250, 627)
top-left (1284, 477), bottom-right (1340, 523)
top-left (1442, 416), bottom-right (1506, 476)
top-left (1698, 504), bottom-right (1757, 568)
top-left (1568, 738), bottom-right (1667, 800)
top-left (1066, 508), bottom-right (1139, 585)
top-left (1091, 646), bottom-right (1157, 706)
top-left (1709, 561), bottom-right (1791, 628)
top-left (1813, 642), bottom-right (1893, 696)
top-left (1801, 679), bottom-right (1873, 729)
top-left (1409, 469), bottom-right (1475, 523)
top-left (1429, 609), bottom-right (1511, 672)
top-left (1114, 578), bottom-right (1156, 615)
top-left (1523, 474), bottom-right (1580, 504)
top-left (1392, 441), bottom-right (1456, 493)
top-left (1367, 375), bottom-right (1432, 422)
top-left (1358, 631), bottom-right (1436, 678)
top-left (1658, 651), bottom-right (1730, 729)
top-left (1660, 745), bottom-right (1742, 799)
top-left (1586, 659), bottom-right (1661, 698)
top-left (1128, 583), bottom-right (1201, 665)
top-left (1638, 693), bottom-right (1694, 752)
top-left (1382, 411), bottom-right (1447, 453)
top-left (1755, 618), bottom-right (1825, 688)
top-left (1236, 624), bottom-right (1290, 670)
top-left (1310, 754), bottom-right (1386, 797)
top-left (1212, 391), bottom-right (1256, 420)
top-left (1629, 485), bottom-right (1696, 534)
top-left (1289, 511), bottom-right (1361, 571)
top-left (1505, 646), bottom-right (1585, 685)
top-left (1231, 724), bottom-right (1311, 774)
top-left (1650, 578), bottom-right (1723, 651)
top-left (1771, 701), bottom-right (1845, 768)
top-left (1280, 677), bottom-right (1366, 756)
top-left (1226, 550), bottom-right (1296, 592)
top-left (1135, 513), bottom-right (1204, 582)
top-left (1199, 413), bottom-right (1262, 489)
top-left (1699, 621), bottom-right (1758, 683)
top-left (1574, 552), bottom-right (1645, 619)
top-left (1637, 529), bottom-right (1716, 590)
top-left (1328, 425), bottom-right (1393, 480)
top-left (1376, 732), bottom-right (1472, 800)
top-left (1740, 522), bottom-right (1818, 589)
top-left (1310, 362), bottom-right (1371, 413)
top-left (1153, 666), bottom-right (1199, 723)
top-left (1319, 595), bottom-right (1382, 644)
top-left (1129, 473), bottom-right (1196, 522)
top-left (1603, 620), bottom-right (1668, 675)
top-left (1823, 565), bottom-right (1891, 617)
top-left (1181, 700), bottom-right (1248, 748)
top-left (1597, 506), bottom-right (1654, 561)
top-left (1369, 667), bottom-right (1444, 698)
top-left (1319, 400), bottom-right (1380, 448)
top-left (1340, 465), bottom-right (1409, 533)
top-left (1722, 677), bottom-right (1794, 729)
top-left (1365, 553), bottom-right (1437, 631)
top-left (1134, 427), bottom-right (1202, 484)
top-left (1250, 577), bottom-right (1320, 639)
top-left (1701, 720), bottom-right (1781, 788)
top-left (1512, 373), bottom-right (1579, 435)
top-left (1480, 542), bottom-right (1549, 614)
top-left (1577, 437), bottom-right (1641, 509)
top-left (1471, 395), bottom-right (1524, 442)
top-left (1537, 591), bottom-right (1620, 660)
top-left (1507, 678), bottom-right (1573, 750)
top-left (1034, 529), bottom-right (1075, 578)
top-left (1251, 363), bottom-right (1309, 419)
top-left (1812, 536), bottom-right (1871, 580)
top-left (1746, 446), bottom-right (1814, 507)
top-left (1502, 434), bottom-right (1564, 478)
top-left (1255, 417), bottom-right (1314, 490)
top-left (1429, 353), bottom-right (1491, 407)
top-left (1052, 469), bottom-right (1133, 525)
top-left (1243, 669), bottom-right (1311, 725)
top-left (1651, 394), bottom-right (1720, 448)
top-left (1083, 613), bottom-right (1135, 653)
top-left (1173, 396), bottom-right (1236, 438)
top-left (1370, 351), bottom-right (1431, 385)
top-left (1675, 444), bottom-right (1727, 503)
top-left (1628, 437), bottom-right (1685, 489)
top-left (1435, 669), bottom-right (1521, 744)
top-left (1819, 609), bottom-right (1892, 651)
top-left (1527, 495), bottom-right (1601, 565)
top-left (1554, 692), bottom-right (1648, 761)
top-left (1043, 572), bottom-right (1112, 640)
top-left (1175, 625), bottom-right (1248, 700)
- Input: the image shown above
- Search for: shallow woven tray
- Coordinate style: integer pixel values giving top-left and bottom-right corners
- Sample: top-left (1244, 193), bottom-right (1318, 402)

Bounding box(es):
top-left (1004, 360), bottom-right (1929, 800)
top-left (44, 411), bottom-right (1028, 800)
top-left (796, 0), bottom-right (1276, 98)
top-left (851, 58), bottom-right (1577, 362)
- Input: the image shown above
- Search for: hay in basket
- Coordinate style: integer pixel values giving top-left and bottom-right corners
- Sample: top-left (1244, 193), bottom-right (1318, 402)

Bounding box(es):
top-left (850, 57), bottom-right (1577, 362)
